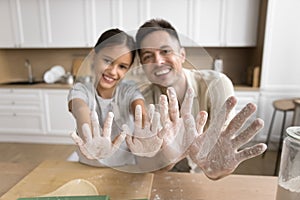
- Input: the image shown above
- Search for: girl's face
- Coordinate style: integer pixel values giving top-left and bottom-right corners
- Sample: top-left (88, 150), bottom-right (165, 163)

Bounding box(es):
top-left (93, 44), bottom-right (132, 97)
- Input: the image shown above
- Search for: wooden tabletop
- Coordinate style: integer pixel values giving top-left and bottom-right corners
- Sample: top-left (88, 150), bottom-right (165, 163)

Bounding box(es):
top-left (151, 172), bottom-right (277, 200)
top-left (1, 160), bottom-right (278, 200)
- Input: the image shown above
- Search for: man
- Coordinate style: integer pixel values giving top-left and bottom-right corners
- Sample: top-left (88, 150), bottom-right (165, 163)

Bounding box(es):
top-left (72, 18), bottom-right (267, 180)
top-left (126, 18), bottom-right (267, 179)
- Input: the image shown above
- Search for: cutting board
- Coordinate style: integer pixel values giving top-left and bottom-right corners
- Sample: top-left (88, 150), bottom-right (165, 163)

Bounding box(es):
top-left (1, 160), bottom-right (154, 200)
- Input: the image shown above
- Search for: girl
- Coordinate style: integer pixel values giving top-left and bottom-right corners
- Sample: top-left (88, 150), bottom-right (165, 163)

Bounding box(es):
top-left (68, 29), bottom-right (146, 167)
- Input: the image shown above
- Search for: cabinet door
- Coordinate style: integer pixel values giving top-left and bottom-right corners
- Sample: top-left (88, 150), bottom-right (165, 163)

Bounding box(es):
top-left (45, 0), bottom-right (91, 47)
top-left (92, 0), bottom-right (114, 44)
top-left (146, 0), bottom-right (193, 46)
top-left (224, 0), bottom-right (260, 46)
top-left (0, 88), bottom-right (45, 134)
top-left (44, 89), bottom-right (76, 135)
top-left (16, 0), bottom-right (46, 47)
top-left (193, 0), bottom-right (223, 46)
top-left (0, 0), bottom-right (18, 47)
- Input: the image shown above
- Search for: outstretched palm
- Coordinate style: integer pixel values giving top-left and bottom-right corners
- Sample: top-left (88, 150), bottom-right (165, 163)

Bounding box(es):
top-left (71, 110), bottom-right (125, 160)
top-left (189, 97), bottom-right (267, 180)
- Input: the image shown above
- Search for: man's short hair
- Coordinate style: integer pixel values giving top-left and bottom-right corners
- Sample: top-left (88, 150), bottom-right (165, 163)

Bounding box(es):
top-left (135, 18), bottom-right (181, 55)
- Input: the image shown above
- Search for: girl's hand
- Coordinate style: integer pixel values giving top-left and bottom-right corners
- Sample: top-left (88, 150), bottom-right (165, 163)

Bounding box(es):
top-left (71, 110), bottom-right (125, 160)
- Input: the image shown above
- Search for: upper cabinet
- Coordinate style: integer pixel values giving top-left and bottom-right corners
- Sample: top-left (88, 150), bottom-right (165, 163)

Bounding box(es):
top-left (0, 0), bottom-right (47, 48)
top-left (0, 0), bottom-right (17, 47)
top-left (0, 0), bottom-right (261, 48)
top-left (190, 0), bottom-right (260, 46)
top-left (45, 0), bottom-right (91, 47)
top-left (224, 0), bottom-right (260, 46)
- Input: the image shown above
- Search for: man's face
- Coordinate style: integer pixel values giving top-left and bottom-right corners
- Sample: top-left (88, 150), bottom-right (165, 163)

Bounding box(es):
top-left (139, 30), bottom-right (185, 87)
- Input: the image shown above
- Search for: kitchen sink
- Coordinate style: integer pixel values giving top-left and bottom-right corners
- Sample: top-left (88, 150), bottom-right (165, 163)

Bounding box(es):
top-left (2, 80), bottom-right (44, 85)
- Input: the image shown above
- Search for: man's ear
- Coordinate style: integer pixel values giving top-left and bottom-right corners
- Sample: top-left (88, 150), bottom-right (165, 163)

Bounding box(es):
top-left (180, 47), bottom-right (186, 63)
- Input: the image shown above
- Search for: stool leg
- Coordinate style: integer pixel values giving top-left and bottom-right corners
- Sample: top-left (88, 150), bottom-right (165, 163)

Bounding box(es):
top-left (274, 111), bottom-right (287, 176)
top-left (263, 109), bottom-right (276, 158)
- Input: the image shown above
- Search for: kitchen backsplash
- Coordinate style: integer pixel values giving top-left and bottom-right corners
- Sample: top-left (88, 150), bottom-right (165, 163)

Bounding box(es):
top-left (0, 47), bottom-right (257, 85)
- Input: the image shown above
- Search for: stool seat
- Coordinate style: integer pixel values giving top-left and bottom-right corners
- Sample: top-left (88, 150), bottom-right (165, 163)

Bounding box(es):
top-left (273, 99), bottom-right (295, 111)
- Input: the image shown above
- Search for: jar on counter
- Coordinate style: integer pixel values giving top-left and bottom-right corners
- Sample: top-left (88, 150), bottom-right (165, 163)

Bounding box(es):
top-left (276, 126), bottom-right (300, 200)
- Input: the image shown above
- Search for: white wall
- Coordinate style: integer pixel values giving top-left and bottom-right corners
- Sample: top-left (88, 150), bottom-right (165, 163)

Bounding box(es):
top-left (260, 0), bottom-right (300, 91)
top-left (258, 0), bottom-right (300, 142)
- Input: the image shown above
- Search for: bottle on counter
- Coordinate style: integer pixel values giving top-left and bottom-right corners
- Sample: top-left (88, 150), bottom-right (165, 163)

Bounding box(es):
top-left (276, 126), bottom-right (300, 200)
top-left (213, 58), bottom-right (223, 73)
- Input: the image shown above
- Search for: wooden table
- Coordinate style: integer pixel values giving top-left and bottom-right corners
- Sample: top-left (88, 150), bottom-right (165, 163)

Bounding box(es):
top-left (151, 172), bottom-right (277, 200)
top-left (1, 160), bottom-right (278, 200)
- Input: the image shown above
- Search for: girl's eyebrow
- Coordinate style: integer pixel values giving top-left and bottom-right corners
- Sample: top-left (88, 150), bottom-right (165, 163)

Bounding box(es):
top-left (102, 54), bottom-right (131, 67)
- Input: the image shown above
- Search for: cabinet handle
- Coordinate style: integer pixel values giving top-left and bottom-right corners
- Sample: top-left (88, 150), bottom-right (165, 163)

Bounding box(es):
top-left (13, 113), bottom-right (17, 117)
top-left (11, 101), bottom-right (15, 105)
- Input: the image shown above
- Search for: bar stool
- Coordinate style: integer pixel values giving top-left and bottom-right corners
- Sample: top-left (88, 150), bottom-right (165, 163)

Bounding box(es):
top-left (293, 99), bottom-right (300, 125)
top-left (264, 98), bottom-right (295, 175)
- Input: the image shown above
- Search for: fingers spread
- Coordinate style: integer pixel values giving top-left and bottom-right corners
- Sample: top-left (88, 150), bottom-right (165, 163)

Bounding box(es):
top-left (232, 118), bottom-right (264, 149)
top-left (148, 104), bottom-right (155, 122)
top-left (134, 104), bottom-right (143, 129)
top-left (70, 132), bottom-right (84, 146)
top-left (226, 103), bottom-right (257, 137)
top-left (236, 143), bottom-right (267, 164)
top-left (70, 132), bottom-right (94, 159)
top-left (102, 112), bottom-right (114, 138)
top-left (81, 123), bottom-right (92, 142)
top-left (182, 113), bottom-right (196, 134)
top-left (167, 87), bottom-right (179, 122)
top-left (180, 87), bottom-right (194, 116)
top-left (159, 94), bottom-right (169, 124)
top-left (211, 96), bottom-right (237, 135)
top-left (90, 110), bottom-right (101, 138)
top-left (151, 111), bottom-right (161, 133)
top-left (112, 132), bottom-right (126, 150)
top-left (196, 111), bottom-right (208, 136)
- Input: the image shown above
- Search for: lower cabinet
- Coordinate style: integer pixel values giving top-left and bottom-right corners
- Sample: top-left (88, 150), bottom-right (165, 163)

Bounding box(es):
top-left (43, 89), bottom-right (75, 135)
top-left (0, 88), bottom-right (76, 144)
top-left (0, 88), bottom-right (45, 135)
top-left (0, 87), bottom-right (262, 144)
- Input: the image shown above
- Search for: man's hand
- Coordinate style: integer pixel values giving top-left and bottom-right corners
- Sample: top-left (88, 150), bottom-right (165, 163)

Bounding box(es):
top-left (71, 110), bottom-right (125, 160)
top-left (159, 87), bottom-right (207, 164)
top-left (189, 96), bottom-right (267, 180)
top-left (125, 104), bottom-right (163, 157)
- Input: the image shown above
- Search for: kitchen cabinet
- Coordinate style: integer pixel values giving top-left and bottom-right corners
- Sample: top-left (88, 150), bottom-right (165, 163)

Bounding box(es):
top-left (0, 0), bottom-right (260, 48)
top-left (45, 0), bottom-right (92, 47)
top-left (0, 88), bottom-right (75, 144)
top-left (0, 0), bottom-right (17, 47)
top-left (0, 0), bottom-right (91, 48)
top-left (43, 89), bottom-right (75, 135)
top-left (224, 0), bottom-right (260, 46)
top-left (117, 0), bottom-right (260, 47)
top-left (16, 0), bottom-right (47, 47)
top-left (0, 88), bottom-right (45, 134)
top-left (0, 0), bottom-right (46, 48)
top-left (193, 0), bottom-right (260, 46)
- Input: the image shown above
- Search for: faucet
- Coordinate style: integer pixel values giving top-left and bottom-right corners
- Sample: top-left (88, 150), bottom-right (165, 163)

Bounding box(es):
top-left (24, 59), bottom-right (34, 83)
